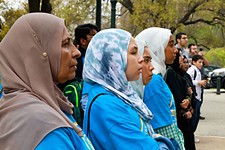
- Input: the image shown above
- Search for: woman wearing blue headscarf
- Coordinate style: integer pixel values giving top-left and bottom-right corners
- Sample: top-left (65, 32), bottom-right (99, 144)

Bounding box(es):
top-left (82, 29), bottom-right (177, 149)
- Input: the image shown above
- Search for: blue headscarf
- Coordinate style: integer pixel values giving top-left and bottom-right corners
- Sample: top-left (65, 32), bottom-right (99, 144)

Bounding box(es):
top-left (83, 29), bottom-right (153, 129)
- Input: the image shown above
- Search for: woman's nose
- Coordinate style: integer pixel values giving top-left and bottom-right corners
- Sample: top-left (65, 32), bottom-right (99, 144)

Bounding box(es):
top-left (174, 47), bottom-right (178, 54)
top-left (72, 44), bottom-right (81, 58)
top-left (138, 57), bottom-right (144, 64)
top-left (150, 65), bottom-right (154, 71)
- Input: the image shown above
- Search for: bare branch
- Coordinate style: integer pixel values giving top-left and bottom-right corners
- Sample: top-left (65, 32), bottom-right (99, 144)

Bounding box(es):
top-left (178, 1), bottom-right (204, 24)
top-left (118, 0), bottom-right (134, 14)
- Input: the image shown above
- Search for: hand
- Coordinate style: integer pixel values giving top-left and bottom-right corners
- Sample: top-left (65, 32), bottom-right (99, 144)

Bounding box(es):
top-left (198, 80), bottom-right (207, 87)
top-left (180, 99), bottom-right (190, 109)
top-left (190, 107), bottom-right (194, 114)
top-left (184, 111), bottom-right (192, 119)
top-left (187, 87), bottom-right (193, 95)
top-left (198, 51), bottom-right (204, 56)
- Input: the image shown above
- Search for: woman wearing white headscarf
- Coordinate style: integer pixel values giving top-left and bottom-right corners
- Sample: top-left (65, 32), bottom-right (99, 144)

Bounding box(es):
top-left (82, 28), bottom-right (180, 150)
top-left (136, 27), bottom-right (185, 150)
top-left (0, 13), bottom-right (94, 150)
top-left (129, 39), bottom-right (153, 99)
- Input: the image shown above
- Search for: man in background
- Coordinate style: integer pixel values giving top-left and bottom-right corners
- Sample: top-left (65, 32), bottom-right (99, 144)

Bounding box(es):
top-left (176, 32), bottom-right (189, 58)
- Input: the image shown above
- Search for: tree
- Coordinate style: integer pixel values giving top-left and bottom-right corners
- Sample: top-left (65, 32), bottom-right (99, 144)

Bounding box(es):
top-left (205, 47), bottom-right (225, 67)
top-left (50, 0), bottom-right (96, 33)
top-left (0, 0), bottom-right (27, 41)
top-left (118, 0), bottom-right (225, 36)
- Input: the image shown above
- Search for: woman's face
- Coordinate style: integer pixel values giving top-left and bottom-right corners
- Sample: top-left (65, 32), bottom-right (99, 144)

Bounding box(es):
top-left (165, 35), bottom-right (178, 64)
top-left (57, 28), bottom-right (81, 83)
top-left (181, 57), bottom-right (189, 71)
top-left (126, 37), bottom-right (143, 81)
top-left (142, 47), bottom-right (154, 85)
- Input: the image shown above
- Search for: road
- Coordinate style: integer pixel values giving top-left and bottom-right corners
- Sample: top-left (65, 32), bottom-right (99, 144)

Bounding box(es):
top-left (195, 89), bottom-right (225, 150)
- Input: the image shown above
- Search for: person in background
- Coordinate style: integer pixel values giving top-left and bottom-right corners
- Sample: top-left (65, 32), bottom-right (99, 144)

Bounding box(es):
top-left (187, 43), bottom-right (198, 64)
top-left (198, 48), bottom-right (209, 67)
top-left (187, 54), bottom-right (207, 143)
top-left (180, 55), bottom-right (196, 113)
top-left (82, 28), bottom-right (178, 150)
top-left (196, 47), bottom-right (209, 120)
top-left (135, 27), bottom-right (185, 150)
top-left (0, 13), bottom-right (94, 150)
top-left (175, 32), bottom-right (189, 59)
top-left (74, 23), bottom-right (99, 79)
top-left (166, 51), bottom-right (196, 150)
top-left (187, 44), bottom-right (209, 121)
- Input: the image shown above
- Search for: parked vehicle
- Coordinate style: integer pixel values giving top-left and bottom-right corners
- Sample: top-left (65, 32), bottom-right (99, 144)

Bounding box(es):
top-left (210, 68), bottom-right (225, 89)
top-left (203, 65), bottom-right (220, 77)
top-left (203, 65), bottom-right (220, 89)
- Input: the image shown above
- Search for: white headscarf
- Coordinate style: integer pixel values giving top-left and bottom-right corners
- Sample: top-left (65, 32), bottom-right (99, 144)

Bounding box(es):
top-left (135, 27), bottom-right (171, 76)
top-left (129, 38), bottom-right (147, 99)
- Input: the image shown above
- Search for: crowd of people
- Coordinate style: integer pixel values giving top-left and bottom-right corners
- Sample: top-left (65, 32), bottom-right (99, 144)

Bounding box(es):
top-left (0, 13), bottom-right (209, 150)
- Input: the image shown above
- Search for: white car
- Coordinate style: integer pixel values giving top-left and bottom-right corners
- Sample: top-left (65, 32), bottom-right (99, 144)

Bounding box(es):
top-left (210, 68), bottom-right (225, 89)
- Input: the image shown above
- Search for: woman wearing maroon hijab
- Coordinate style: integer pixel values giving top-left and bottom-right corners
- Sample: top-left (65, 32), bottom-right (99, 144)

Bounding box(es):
top-left (0, 13), bottom-right (94, 150)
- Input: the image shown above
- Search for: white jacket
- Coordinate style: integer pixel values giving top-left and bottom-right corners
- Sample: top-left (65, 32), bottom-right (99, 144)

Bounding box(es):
top-left (187, 65), bottom-right (202, 101)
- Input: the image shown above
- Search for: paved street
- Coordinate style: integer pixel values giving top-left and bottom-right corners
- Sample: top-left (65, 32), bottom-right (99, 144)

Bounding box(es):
top-left (195, 89), bottom-right (225, 150)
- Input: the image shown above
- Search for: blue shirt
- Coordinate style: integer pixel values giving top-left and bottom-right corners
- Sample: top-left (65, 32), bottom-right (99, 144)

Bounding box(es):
top-left (36, 113), bottom-right (94, 150)
top-left (83, 84), bottom-right (160, 150)
top-left (144, 74), bottom-right (176, 129)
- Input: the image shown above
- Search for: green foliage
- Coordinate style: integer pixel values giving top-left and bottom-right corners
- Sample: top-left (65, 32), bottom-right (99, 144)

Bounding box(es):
top-left (205, 47), bottom-right (225, 67)
top-left (120, 0), bottom-right (225, 41)
top-left (0, 24), bottom-right (9, 41)
top-left (130, 0), bottom-right (178, 35)
top-left (1, 0), bottom-right (225, 52)
top-left (0, 1), bottom-right (27, 41)
top-left (51, 0), bottom-right (96, 34)
top-left (183, 24), bottom-right (225, 49)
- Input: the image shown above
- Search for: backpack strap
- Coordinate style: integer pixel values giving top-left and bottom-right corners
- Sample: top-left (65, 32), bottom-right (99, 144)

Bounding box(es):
top-left (64, 84), bottom-right (79, 107)
top-left (193, 69), bottom-right (197, 80)
top-left (87, 93), bottom-right (107, 137)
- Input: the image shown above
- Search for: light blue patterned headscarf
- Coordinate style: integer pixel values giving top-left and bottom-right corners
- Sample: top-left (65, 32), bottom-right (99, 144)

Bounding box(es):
top-left (83, 29), bottom-right (153, 129)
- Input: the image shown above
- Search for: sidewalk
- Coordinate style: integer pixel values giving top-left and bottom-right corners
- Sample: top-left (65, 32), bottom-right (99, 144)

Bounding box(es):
top-left (195, 136), bottom-right (225, 150)
top-left (195, 89), bottom-right (225, 150)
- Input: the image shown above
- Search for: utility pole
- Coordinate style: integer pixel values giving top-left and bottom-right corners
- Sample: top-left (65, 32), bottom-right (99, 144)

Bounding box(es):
top-left (110, 0), bottom-right (117, 28)
top-left (96, 0), bottom-right (101, 30)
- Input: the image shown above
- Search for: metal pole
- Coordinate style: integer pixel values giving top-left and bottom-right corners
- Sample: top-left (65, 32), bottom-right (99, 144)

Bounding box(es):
top-left (110, 0), bottom-right (117, 28)
top-left (96, 0), bottom-right (101, 30)
top-left (216, 76), bottom-right (221, 95)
